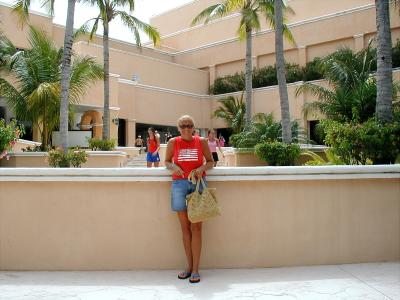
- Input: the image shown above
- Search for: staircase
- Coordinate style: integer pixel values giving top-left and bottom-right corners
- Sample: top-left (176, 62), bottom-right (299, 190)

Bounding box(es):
top-left (125, 153), bottom-right (147, 167)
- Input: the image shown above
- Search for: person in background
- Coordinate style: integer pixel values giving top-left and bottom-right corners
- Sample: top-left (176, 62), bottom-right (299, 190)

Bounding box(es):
top-left (218, 135), bottom-right (225, 147)
top-left (135, 135), bottom-right (144, 154)
top-left (146, 127), bottom-right (160, 167)
top-left (165, 115), bottom-right (214, 284)
top-left (207, 129), bottom-right (224, 167)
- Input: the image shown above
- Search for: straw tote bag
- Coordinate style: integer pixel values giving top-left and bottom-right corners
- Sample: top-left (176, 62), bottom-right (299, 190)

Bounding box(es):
top-left (186, 170), bottom-right (221, 223)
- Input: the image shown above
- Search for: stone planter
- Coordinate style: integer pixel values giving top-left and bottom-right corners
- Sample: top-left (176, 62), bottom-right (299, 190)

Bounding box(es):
top-left (115, 147), bottom-right (141, 158)
top-left (0, 151), bottom-right (128, 168)
top-left (225, 145), bottom-right (330, 167)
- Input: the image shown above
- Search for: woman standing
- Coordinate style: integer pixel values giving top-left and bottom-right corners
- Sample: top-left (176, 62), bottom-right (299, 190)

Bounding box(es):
top-left (165, 115), bottom-right (214, 283)
top-left (146, 127), bottom-right (160, 168)
top-left (207, 129), bottom-right (224, 167)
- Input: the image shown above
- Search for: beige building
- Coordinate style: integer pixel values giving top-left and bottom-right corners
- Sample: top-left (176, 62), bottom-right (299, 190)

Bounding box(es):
top-left (0, 0), bottom-right (399, 146)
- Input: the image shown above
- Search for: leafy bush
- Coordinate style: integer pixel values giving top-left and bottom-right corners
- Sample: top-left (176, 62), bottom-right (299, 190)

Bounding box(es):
top-left (210, 73), bottom-right (245, 94)
top-left (321, 118), bottom-right (400, 164)
top-left (302, 149), bottom-right (346, 166)
top-left (88, 138), bottom-right (116, 151)
top-left (392, 39), bottom-right (400, 68)
top-left (48, 148), bottom-right (87, 168)
top-left (302, 58), bottom-right (324, 81)
top-left (255, 141), bottom-right (301, 166)
top-left (229, 113), bottom-right (301, 148)
top-left (0, 119), bottom-right (24, 159)
top-left (22, 145), bottom-right (48, 152)
top-left (252, 65), bottom-right (277, 88)
top-left (285, 63), bottom-right (303, 83)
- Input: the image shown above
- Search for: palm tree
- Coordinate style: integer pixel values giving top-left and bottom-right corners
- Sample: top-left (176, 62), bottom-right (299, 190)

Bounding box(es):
top-left (295, 46), bottom-right (398, 123)
top-left (375, 0), bottom-right (393, 122)
top-left (80, 0), bottom-right (160, 140)
top-left (192, 0), bottom-right (294, 128)
top-left (12, 0), bottom-right (77, 153)
top-left (213, 93), bottom-right (246, 134)
top-left (0, 26), bottom-right (103, 148)
top-left (275, 0), bottom-right (291, 143)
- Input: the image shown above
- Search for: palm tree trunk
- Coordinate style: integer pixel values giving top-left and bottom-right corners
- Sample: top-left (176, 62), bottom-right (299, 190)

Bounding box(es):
top-left (59, 0), bottom-right (76, 153)
top-left (102, 23), bottom-right (110, 140)
top-left (375, 0), bottom-right (393, 122)
top-left (275, 0), bottom-right (292, 143)
top-left (245, 27), bottom-right (253, 128)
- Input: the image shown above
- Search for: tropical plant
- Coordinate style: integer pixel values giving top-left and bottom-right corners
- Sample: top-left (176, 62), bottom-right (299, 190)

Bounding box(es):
top-left (192, 0), bottom-right (294, 127)
top-left (13, 0), bottom-right (78, 153)
top-left (80, 0), bottom-right (160, 140)
top-left (0, 119), bottom-right (23, 159)
top-left (48, 147), bottom-right (87, 167)
top-left (295, 46), bottom-right (398, 123)
top-left (88, 137), bottom-right (116, 150)
top-left (229, 112), bottom-right (301, 148)
top-left (0, 26), bottom-right (103, 149)
top-left (255, 140), bottom-right (300, 165)
top-left (302, 149), bottom-right (345, 166)
top-left (213, 93), bottom-right (246, 134)
top-left (322, 118), bottom-right (400, 165)
top-left (375, 0), bottom-right (393, 122)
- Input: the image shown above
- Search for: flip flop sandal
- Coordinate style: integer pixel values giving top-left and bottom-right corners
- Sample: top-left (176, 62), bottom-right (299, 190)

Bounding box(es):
top-left (178, 271), bottom-right (191, 279)
top-left (189, 273), bottom-right (201, 283)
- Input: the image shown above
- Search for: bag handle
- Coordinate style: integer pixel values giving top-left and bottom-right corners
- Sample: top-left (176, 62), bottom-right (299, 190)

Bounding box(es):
top-left (188, 170), bottom-right (206, 192)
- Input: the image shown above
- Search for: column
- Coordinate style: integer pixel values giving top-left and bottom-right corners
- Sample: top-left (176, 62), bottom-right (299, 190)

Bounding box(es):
top-left (353, 33), bottom-right (365, 52)
top-left (209, 65), bottom-right (216, 86)
top-left (298, 46), bottom-right (307, 67)
top-left (126, 119), bottom-right (136, 147)
top-left (252, 56), bottom-right (258, 69)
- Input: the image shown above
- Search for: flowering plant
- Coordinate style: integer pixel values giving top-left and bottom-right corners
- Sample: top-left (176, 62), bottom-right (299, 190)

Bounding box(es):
top-left (0, 119), bottom-right (24, 160)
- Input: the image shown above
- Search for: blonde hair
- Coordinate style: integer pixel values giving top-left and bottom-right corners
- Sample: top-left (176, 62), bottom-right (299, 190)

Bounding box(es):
top-left (177, 115), bottom-right (195, 127)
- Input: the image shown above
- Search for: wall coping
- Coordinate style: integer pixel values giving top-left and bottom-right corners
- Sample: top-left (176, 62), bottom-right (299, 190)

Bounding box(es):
top-left (0, 165), bottom-right (399, 182)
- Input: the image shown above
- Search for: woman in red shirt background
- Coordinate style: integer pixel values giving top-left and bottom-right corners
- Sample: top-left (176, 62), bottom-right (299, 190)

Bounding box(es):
top-left (146, 127), bottom-right (160, 168)
top-left (165, 115), bottom-right (214, 283)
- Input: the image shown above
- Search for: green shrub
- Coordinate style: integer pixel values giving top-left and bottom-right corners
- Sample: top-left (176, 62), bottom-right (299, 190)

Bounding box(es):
top-left (88, 138), bottom-right (116, 151)
top-left (210, 73), bottom-right (245, 94)
top-left (392, 39), bottom-right (400, 68)
top-left (285, 63), bottom-right (303, 83)
top-left (22, 145), bottom-right (48, 152)
top-left (229, 113), bottom-right (301, 148)
top-left (322, 118), bottom-right (400, 164)
top-left (252, 66), bottom-right (277, 88)
top-left (302, 58), bottom-right (324, 81)
top-left (0, 119), bottom-right (24, 159)
top-left (255, 141), bottom-right (301, 166)
top-left (48, 148), bottom-right (87, 168)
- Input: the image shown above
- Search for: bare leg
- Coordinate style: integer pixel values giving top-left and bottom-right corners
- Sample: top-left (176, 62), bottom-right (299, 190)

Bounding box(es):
top-left (146, 162), bottom-right (152, 168)
top-left (191, 222), bottom-right (202, 274)
top-left (177, 212), bottom-right (193, 272)
top-left (154, 162), bottom-right (160, 168)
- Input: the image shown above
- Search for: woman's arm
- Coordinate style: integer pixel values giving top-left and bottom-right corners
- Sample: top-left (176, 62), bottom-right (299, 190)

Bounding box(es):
top-left (154, 136), bottom-right (161, 154)
top-left (217, 140), bottom-right (225, 157)
top-left (194, 138), bottom-right (214, 175)
top-left (165, 138), bottom-right (184, 177)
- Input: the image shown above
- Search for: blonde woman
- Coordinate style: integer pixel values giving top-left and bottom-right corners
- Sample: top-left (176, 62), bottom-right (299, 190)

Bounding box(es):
top-left (165, 115), bottom-right (214, 283)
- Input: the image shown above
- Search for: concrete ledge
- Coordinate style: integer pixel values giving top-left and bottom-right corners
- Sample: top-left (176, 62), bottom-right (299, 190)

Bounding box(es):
top-left (0, 165), bottom-right (399, 181)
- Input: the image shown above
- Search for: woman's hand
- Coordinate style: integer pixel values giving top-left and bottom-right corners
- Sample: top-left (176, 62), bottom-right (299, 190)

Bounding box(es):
top-left (152, 151), bottom-right (158, 156)
top-left (167, 163), bottom-right (184, 177)
top-left (193, 167), bottom-right (205, 178)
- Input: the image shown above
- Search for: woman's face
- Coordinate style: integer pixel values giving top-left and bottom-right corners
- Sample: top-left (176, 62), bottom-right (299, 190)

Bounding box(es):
top-left (178, 120), bottom-right (195, 138)
top-left (148, 130), bottom-right (154, 137)
top-left (208, 131), bottom-right (215, 139)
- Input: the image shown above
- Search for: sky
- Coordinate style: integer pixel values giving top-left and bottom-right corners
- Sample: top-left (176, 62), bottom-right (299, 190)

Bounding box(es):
top-left (1, 0), bottom-right (193, 43)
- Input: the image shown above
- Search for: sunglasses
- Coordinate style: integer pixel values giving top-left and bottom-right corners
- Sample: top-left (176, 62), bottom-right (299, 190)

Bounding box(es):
top-left (179, 124), bottom-right (194, 129)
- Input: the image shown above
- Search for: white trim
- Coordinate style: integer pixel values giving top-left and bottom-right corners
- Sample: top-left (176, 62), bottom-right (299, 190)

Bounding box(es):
top-left (150, 0), bottom-right (202, 19)
top-left (171, 4), bottom-right (376, 56)
top-left (118, 78), bottom-right (209, 98)
top-left (0, 165), bottom-right (399, 182)
top-left (54, 24), bottom-right (173, 57)
top-left (73, 40), bottom-right (207, 73)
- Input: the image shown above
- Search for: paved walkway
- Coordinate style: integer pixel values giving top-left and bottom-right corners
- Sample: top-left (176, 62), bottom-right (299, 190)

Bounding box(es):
top-left (0, 262), bottom-right (399, 299)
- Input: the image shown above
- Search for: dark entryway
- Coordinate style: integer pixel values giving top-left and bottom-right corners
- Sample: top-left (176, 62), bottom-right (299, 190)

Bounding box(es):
top-left (118, 119), bottom-right (126, 146)
top-left (136, 123), bottom-right (179, 144)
